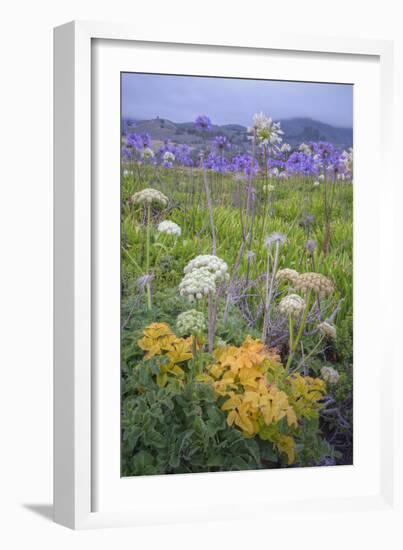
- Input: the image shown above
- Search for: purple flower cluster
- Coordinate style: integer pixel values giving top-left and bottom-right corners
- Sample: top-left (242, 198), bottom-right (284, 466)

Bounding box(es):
top-left (231, 154), bottom-right (259, 176)
top-left (125, 132), bottom-right (152, 150)
top-left (286, 152), bottom-right (320, 177)
top-left (121, 122), bottom-right (352, 180)
top-left (213, 135), bottom-right (231, 152)
top-left (194, 115), bottom-right (212, 132)
top-left (205, 152), bottom-right (231, 174)
top-left (158, 140), bottom-right (194, 168)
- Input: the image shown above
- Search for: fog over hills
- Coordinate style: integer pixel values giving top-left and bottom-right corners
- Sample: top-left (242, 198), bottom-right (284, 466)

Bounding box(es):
top-left (122, 117), bottom-right (353, 151)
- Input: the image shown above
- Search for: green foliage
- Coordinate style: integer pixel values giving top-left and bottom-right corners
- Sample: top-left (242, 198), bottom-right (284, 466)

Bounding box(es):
top-left (122, 363), bottom-right (262, 475)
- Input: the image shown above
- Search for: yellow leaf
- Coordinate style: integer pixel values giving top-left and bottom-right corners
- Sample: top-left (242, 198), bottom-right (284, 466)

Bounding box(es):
top-left (275, 435), bottom-right (296, 465)
top-left (227, 410), bottom-right (237, 427)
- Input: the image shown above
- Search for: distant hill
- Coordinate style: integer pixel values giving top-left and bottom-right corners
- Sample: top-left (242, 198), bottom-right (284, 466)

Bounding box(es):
top-left (122, 117), bottom-right (353, 151)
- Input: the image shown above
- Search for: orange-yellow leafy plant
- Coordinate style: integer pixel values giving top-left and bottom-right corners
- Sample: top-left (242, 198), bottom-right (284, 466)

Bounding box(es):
top-left (137, 322), bottom-right (193, 386)
top-left (201, 336), bottom-right (325, 465)
top-left (287, 373), bottom-right (326, 420)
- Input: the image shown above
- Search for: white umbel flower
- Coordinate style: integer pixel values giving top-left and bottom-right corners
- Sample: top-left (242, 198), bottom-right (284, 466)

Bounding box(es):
top-left (176, 309), bottom-right (206, 335)
top-left (278, 294), bottom-right (306, 317)
top-left (280, 143), bottom-right (291, 153)
top-left (129, 188), bottom-right (169, 208)
top-left (184, 255), bottom-right (229, 283)
top-left (157, 220), bottom-right (181, 236)
top-left (321, 366), bottom-right (340, 384)
top-left (313, 180), bottom-right (320, 187)
top-left (179, 267), bottom-right (216, 302)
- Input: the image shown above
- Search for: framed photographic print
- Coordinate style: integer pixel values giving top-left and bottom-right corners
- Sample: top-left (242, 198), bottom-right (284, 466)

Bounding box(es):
top-left (54, 21), bottom-right (396, 529)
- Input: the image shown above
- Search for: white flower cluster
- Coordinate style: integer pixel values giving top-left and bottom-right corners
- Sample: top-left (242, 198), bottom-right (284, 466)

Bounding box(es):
top-left (317, 321), bottom-right (337, 340)
top-left (184, 255), bottom-right (229, 283)
top-left (249, 112), bottom-right (283, 148)
top-left (321, 366), bottom-right (340, 385)
top-left (130, 188), bottom-right (169, 208)
top-left (299, 143), bottom-right (313, 156)
top-left (179, 254), bottom-right (229, 302)
top-left (340, 147), bottom-right (353, 175)
top-left (157, 220), bottom-right (181, 236)
top-left (141, 147), bottom-right (154, 160)
top-left (278, 294), bottom-right (306, 317)
top-left (263, 184), bottom-right (275, 193)
top-left (280, 143), bottom-right (291, 153)
top-left (176, 309), bottom-right (206, 335)
top-left (163, 151), bottom-right (175, 163)
top-left (179, 267), bottom-right (216, 302)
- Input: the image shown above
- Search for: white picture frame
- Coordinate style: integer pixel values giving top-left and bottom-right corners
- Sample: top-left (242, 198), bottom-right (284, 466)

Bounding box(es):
top-left (54, 20), bottom-right (396, 530)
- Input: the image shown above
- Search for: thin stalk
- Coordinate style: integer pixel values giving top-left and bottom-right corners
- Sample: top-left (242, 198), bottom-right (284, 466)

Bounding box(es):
top-left (145, 204), bottom-right (152, 310)
top-left (207, 292), bottom-right (215, 353)
top-left (292, 335), bottom-right (324, 373)
top-left (262, 240), bottom-right (280, 342)
top-left (202, 157), bottom-right (217, 254)
top-left (192, 336), bottom-right (198, 377)
top-left (288, 314), bottom-right (294, 352)
top-left (286, 290), bottom-right (312, 370)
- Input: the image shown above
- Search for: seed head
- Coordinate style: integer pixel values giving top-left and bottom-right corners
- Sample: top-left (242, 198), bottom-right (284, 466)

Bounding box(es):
top-left (276, 268), bottom-right (299, 285)
top-left (294, 272), bottom-right (334, 298)
top-left (265, 232), bottom-right (287, 248)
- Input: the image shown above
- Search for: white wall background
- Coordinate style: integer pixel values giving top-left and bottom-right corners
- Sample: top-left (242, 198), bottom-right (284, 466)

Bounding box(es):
top-left (0, 0), bottom-right (401, 548)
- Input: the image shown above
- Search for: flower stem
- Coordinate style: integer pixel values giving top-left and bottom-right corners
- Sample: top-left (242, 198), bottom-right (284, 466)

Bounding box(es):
top-left (286, 290), bottom-right (312, 370)
top-left (192, 336), bottom-right (198, 376)
top-left (293, 335), bottom-right (324, 373)
top-left (202, 157), bottom-right (217, 255)
top-left (262, 241), bottom-right (280, 342)
top-left (145, 203), bottom-right (152, 310)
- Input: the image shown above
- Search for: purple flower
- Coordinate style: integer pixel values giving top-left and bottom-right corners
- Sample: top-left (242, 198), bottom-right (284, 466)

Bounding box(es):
top-left (231, 154), bottom-right (259, 176)
top-left (121, 146), bottom-right (133, 161)
top-left (286, 152), bottom-right (319, 176)
top-left (213, 135), bottom-right (231, 152)
top-left (195, 115), bottom-right (212, 132)
top-left (176, 144), bottom-right (193, 167)
top-left (126, 132), bottom-right (151, 150)
top-left (206, 152), bottom-right (231, 174)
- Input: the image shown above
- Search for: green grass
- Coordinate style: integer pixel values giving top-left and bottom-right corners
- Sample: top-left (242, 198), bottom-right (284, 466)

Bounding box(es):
top-left (121, 166), bottom-right (352, 324)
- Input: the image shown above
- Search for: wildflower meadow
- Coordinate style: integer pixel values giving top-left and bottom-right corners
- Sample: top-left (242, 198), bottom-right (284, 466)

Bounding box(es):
top-left (121, 77), bottom-right (353, 476)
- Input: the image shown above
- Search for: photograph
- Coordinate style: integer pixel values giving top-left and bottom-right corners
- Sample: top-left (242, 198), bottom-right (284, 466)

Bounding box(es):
top-left (120, 72), bottom-right (353, 476)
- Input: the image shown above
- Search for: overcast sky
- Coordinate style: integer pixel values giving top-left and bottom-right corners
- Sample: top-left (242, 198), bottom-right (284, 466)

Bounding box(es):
top-left (122, 73), bottom-right (353, 128)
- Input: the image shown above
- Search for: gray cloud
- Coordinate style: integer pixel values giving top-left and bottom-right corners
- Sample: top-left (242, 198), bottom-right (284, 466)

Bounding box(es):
top-left (122, 73), bottom-right (353, 128)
